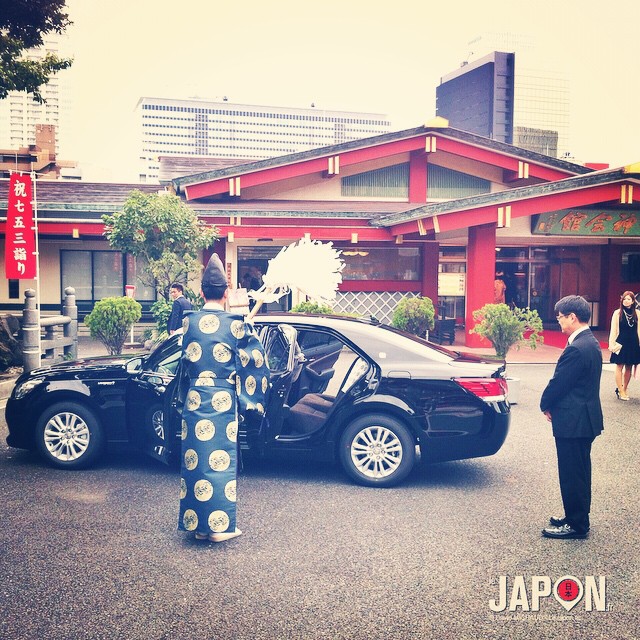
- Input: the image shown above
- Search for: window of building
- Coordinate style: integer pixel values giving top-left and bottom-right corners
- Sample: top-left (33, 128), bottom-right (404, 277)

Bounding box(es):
top-left (341, 163), bottom-right (409, 198)
top-left (341, 247), bottom-right (420, 280)
top-left (125, 254), bottom-right (156, 301)
top-left (93, 251), bottom-right (125, 299)
top-left (8, 279), bottom-right (19, 299)
top-left (438, 246), bottom-right (466, 320)
top-left (622, 252), bottom-right (640, 283)
top-left (61, 250), bottom-right (156, 307)
top-left (427, 165), bottom-right (491, 199)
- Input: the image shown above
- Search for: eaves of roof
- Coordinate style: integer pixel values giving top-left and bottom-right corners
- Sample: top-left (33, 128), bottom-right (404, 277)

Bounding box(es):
top-left (372, 164), bottom-right (640, 228)
top-left (171, 125), bottom-right (591, 193)
top-left (0, 180), bottom-right (159, 205)
top-left (189, 200), bottom-right (415, 219)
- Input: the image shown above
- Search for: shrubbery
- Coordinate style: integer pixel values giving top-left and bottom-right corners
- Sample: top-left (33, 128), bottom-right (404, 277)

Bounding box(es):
top-left (84, 297), bottom-right (142, 355)
top-left (391, 296), bottom-right (435, 338)
top-left (290, 301), bottom-right (336, 315)
top-left (470, 303), bottom-right (543, 360)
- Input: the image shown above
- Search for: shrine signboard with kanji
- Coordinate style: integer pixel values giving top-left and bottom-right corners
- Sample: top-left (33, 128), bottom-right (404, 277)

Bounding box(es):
top-left (4, 173), bottom-right (37, 279)
top-left (532, 209), bottom-right (640, 236)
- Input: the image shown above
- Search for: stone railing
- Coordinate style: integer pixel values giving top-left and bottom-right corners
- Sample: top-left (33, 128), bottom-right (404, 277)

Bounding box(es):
top-left (22, 287), bottom-right (78, 373)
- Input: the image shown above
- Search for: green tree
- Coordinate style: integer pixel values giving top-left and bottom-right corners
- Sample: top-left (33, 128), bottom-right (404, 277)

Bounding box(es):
top-left (102, 190), bottom-right (219, 300)
top-left (470, 303), bottom-right (543, 360)
top-left (84, 297), bottom-right (142, 355)
top-left (0, 0), bottom-right (73, 103)
top-left (391, 296), bottom-right (435, 338)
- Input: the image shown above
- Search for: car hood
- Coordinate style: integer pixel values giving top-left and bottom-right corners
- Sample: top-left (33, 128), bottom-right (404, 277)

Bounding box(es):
top-left (23, 353), bottom-right (137, 378)
top-left (381, 350), bottom-right (505, 380)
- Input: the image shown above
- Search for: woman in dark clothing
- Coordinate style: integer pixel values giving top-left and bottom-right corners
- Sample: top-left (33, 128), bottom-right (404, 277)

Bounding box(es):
top-left (608, 291), bottom-right (640, 400)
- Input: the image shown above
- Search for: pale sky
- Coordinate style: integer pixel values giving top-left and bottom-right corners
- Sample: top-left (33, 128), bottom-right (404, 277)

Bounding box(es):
top-left (60, 0), bottom-right (640, 182)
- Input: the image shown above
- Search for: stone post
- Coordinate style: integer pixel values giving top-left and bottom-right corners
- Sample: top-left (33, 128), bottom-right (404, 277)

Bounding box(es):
top-left (22, 289), bottom-right (40, 373)
top-left (63, 287), bottom-right (78, 360)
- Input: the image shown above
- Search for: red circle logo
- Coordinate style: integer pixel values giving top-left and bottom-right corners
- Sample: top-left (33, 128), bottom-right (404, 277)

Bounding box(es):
top-left (556, 578), bottom-right (580, 601)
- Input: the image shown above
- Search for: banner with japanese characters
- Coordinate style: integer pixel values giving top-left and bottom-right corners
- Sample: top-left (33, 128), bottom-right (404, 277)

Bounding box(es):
top-left (532, 208), bottom-right (640, 236)
top-left (4, 173), bottom-right (37, 279)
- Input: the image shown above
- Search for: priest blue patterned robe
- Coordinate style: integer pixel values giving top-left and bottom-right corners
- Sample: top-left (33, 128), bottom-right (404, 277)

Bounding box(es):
top-left (178, 305), bottom-right (269, 535)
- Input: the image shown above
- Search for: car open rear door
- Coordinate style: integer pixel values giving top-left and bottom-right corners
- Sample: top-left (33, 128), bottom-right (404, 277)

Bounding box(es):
top-left (243, 323), bottom-right (300, 447)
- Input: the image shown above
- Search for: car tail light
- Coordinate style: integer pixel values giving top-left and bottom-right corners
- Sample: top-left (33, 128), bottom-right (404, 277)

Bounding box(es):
top-left (454, 377), bottom-right (507, 402)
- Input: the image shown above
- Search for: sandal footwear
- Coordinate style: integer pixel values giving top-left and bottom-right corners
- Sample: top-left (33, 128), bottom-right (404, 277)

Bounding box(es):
top-left (209, 529), bottom-right (242, 543)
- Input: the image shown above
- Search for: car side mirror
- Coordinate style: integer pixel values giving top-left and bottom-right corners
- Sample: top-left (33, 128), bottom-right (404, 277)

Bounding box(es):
top-left (126, 357), bottom-right (144, 373)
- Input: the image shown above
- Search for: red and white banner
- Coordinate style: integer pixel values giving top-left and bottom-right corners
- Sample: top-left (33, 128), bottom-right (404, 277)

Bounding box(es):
top-left (4, 173), bottom-right (37, 279)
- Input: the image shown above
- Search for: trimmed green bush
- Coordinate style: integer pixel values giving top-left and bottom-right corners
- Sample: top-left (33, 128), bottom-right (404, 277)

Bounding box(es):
top-left (84, 297), bottom-right (142, 355)
top-left (470, 303), bottom-right (543, 360)
top-left (290, 301), bottom-right (335, 315)
top-left (289, 301), bottom-right (359, 317)
top-left (391, 296), bottom-right (435, 338)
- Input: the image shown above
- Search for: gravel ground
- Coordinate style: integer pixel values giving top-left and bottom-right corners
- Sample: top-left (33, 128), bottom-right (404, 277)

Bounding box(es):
top-left (0, 364), bottom-right (638, 640)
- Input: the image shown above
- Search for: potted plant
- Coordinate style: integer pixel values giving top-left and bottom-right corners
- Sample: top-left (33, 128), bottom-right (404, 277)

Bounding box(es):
top-left (470, 303), bottom-right (543, 403)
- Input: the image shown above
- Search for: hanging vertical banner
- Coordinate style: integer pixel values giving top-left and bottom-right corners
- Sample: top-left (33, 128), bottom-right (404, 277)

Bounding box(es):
top-left (5, 173), bottom-right (37, 279)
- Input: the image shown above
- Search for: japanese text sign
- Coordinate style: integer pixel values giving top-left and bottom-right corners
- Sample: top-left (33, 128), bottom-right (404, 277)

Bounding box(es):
top-left (533, 209), bottom-right (640, 236)
top-left (5, 173), bottom-right (37, 279)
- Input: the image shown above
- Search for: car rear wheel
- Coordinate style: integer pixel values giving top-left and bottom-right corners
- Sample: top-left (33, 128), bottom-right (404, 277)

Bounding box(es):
top-left (35, 402), bottom-right (105, 470)
top-left (339, 414), bottom-right (415, 487)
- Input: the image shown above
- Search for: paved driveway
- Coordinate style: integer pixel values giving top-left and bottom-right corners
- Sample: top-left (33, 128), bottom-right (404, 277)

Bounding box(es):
top-left (0, 364), bottom-right (637, 640)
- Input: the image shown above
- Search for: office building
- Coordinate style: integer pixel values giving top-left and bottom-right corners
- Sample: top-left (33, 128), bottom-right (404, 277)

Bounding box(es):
top-left (436, 52), bottom-right (515, 145)
top-left (137, 97), bottom-right (391, 182)
top-left (0, 35), bottom-right (73, 159)
top-left (436, 34), bottom-right (571, 158)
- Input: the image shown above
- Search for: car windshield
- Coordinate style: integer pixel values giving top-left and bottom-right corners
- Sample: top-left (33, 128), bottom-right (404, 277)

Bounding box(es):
top-left (144, 335), bottom-right (182, 373)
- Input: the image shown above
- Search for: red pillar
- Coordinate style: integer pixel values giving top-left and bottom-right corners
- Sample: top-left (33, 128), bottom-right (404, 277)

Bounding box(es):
top-left (465, 223), bottom-right (497, 347)
top-left (421, 242), bottom-right (439, 304)
top-left (409, 151), bottom-right (428, 203)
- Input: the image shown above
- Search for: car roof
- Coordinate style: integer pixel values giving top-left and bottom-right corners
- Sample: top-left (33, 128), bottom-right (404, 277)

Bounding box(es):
top-left (254, 312), bottom-right (456, 366)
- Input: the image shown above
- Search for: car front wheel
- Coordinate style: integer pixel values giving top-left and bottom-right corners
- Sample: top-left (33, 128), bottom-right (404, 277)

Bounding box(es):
top-left (35, 402), bottom-right (105, 470)
top-left (339, 414), bottom-right (415, 487)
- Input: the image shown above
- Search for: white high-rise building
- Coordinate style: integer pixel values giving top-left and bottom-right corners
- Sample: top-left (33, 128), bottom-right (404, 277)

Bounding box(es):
top-left (137, 97), bottom-right (392, 183)
top-left (0, 35), bottom-right (73, 158)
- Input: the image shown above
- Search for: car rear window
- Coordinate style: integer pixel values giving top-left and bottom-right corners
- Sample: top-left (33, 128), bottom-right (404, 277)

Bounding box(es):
top-left (358, 325), bottom-right (456, 364)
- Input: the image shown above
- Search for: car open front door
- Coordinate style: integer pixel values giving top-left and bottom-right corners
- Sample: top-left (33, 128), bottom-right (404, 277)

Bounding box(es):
top-left (126, 335), bottom-right (182, 464)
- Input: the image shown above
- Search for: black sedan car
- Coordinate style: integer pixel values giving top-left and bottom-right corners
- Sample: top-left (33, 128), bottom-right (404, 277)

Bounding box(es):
top-left (6, 314), bottom-right (511, 487)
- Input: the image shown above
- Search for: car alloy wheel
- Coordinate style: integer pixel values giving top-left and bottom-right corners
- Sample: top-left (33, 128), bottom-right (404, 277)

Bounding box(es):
top-left (339, 414), bottom-right (415, 487)
top-left (152, 409), bottom-right (165, 441)
top-left (36, 402), bottom-right (104, 470)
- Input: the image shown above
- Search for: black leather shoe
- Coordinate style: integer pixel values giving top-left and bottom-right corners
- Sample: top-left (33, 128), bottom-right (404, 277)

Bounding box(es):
top-left (549, 516), bottom-right (589, 531)
top-left (542, 524), bottom-right (588, 539)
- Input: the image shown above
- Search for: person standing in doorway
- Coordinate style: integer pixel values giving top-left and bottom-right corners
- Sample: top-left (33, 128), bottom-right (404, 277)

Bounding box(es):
top-left (540, 295), bottom-right (604, 539)
top-left (167, 283), bottom-right (193, 335)
top-left (494, 272), bottom-right (507, 304)
top-left (178, 254), bottom-right (269, 543)
top-left (608, 290), bottom-right (640, 401)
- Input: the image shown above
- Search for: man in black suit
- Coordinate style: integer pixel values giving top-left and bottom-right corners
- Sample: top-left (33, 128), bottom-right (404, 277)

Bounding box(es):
top-left (540, 295), bottom-right (604, 539)
top-left (167, 283), bottom-right (193, 335)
